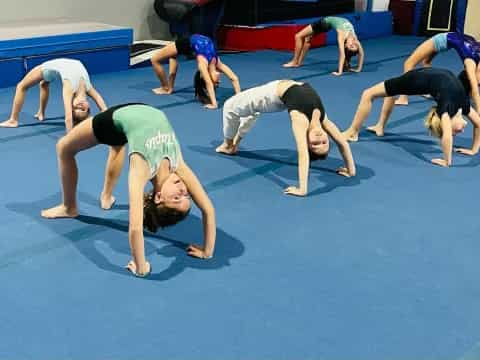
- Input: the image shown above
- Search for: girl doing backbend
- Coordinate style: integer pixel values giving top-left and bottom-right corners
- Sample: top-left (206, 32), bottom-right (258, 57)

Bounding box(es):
top-left (283, 16), bottom-right (364, 76)
top-left (0, 58), bottom-right (107, 131)
top-left (42, 103), bottom-right (216, 277)
top-left (151, 34), bottom-right (240, 109)
top-left (342, 68), bottom-right (480, 167)
top-left (216, 80), bottom-right (356, 196)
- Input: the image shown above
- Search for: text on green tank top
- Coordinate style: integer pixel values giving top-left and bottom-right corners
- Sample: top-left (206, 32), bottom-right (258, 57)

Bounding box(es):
top-left (112, 105), bottom-right (180, 178)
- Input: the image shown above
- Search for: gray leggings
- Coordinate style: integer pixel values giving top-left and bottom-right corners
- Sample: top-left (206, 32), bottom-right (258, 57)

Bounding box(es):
top-left (222, 80), bottom-right (285, 140)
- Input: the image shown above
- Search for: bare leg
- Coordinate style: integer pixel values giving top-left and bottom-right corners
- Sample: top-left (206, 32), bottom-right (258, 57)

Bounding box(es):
top-left (342, 82), bottom-right (388, 142)
top-left (35, 81), bottom-right (50, 121)
top-left (297, 38), bottom-right (312, 67)
top-left (100, 145), bottom-right (126, 209)
top-left (283, 26), bottom-right (314, 68)
top-left (41, 118), bottom-right (99, 218)
top-left (395, 39), bottom-right (436, 106)
top-left (167, 57), bottom-right (178, 91)
top-left (151, 43), bottom-right (178, 94)
top-left (0, 66), bottom-right (44, 127)
top-left (367, 96), bottom-right (395, 136)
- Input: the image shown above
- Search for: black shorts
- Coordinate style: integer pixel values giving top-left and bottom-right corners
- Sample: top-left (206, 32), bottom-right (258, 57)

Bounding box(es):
top-left (175, 37), bottom-right (193, 56)
top-left (92, 106), bottom-right (129, 146)
top-left (311, 18), bottom-right (331, 35)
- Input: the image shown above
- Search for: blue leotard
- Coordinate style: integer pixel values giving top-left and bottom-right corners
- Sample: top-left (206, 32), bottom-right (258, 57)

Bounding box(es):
top-left (447, 33), bottom-right (480, 63)
top-left (433, 32), bottom-right (480, 64)
top-left (190, 34), bottom-right (218, 64)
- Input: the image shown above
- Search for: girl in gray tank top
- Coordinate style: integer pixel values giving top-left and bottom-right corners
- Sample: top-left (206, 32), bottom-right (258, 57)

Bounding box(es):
top-left (0, 58), bottom-right (107, 132)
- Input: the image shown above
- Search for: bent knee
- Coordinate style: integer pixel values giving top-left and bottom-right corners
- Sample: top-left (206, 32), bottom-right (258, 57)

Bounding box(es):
top-left (361, 89), bottom-right (374, 101)
top-left (295, 33), bottom-right (306, 41)
top-left (421, 59), bottom-right (432, 67)
top-left (16, 81), bottom-right (29, 92)
top-left (56, 137), bottom-right (77, 157)
top-left (403, 57), bottom-right (418, 71)
top-left (223, 98), bottom-right (235, 112)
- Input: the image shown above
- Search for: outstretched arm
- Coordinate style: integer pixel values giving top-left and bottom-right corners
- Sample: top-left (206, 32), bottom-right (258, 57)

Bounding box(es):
top-left (464, 59), bottom-right (480, 112)
top-left (127, 154), bottom-right (151, 276)
top-left (217, 60), bottom-right (241, 94)
top-left (353, 41), bottom-right (364, 73)
top-left (432, 113), bottom-right (453, 167)
top-left (176, 158), bottom-right (216, 258)
top-left (455, 107), bottom-right (480, 155)
top-left (323, 115), bottom-right (356, 176)
top-left (87, 86), bottom-right (108, 111)
top-left (198, 58), bottom-right (218, 109)
top-left (62, 82), bottom-right (74, 132)
top-left (285, 111), bottom-right (310, 196)
top-left (333, 31), bottom-right (346, 76)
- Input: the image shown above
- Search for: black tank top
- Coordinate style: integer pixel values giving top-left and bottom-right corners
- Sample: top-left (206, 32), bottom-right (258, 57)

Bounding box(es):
top-left (280, 83), bottom-right (325, 122)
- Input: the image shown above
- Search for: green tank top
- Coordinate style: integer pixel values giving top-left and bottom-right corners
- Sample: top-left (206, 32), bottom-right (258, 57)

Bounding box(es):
top-left (324, 16), bottom-right (355, 36)
top-left (112, 104), bottom-right (181, 178)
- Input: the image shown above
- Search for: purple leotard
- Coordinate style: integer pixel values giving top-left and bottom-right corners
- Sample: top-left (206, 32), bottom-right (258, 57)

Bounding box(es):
top-left (447, 32), bottom-right (480, 64)
top-left (190, 34), bottom-right (218, 64)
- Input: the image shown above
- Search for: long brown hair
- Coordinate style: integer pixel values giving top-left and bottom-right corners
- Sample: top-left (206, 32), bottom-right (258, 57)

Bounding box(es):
top-left (143, 192), bottom-right (190, 232)
top-left (344, 45), bottom-right (359, 71)
top-left (194, 71), bottom-right (210, 105)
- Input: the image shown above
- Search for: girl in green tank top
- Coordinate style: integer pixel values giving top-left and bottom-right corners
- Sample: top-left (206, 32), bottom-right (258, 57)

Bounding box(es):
top-left (41, 103), bottom-right (216, 278)
top-left (283, 16), bottom-right (364, 76)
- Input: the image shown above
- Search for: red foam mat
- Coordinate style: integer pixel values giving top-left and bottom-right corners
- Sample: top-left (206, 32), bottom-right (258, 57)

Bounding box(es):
top-left (217, 24), bottom-right (326, 51)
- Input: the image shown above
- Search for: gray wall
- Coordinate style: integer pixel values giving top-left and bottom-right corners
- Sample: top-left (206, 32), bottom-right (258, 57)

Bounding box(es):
top-left (0, 0), bottom-right (171, 40)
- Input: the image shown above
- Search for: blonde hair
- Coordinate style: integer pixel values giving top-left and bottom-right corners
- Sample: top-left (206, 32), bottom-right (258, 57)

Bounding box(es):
top-left (424, 107), bottom-right (442, 138)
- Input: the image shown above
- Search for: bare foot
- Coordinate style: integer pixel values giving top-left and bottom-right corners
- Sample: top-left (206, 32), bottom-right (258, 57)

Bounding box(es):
top-left (342, 129), bottom-right (359, 142)
top-left (0, 119), bottom-right (19, 128)
top-left (152, 87), bottom-right (173, 95)
top-left (282, 62), bottom-right (300, 68)
top-left (366, 125), bottom-right (384, 137)
top-left (41, 204), bottom-right (78, 219)
top-left (395, 96), bottom-right (409, 106)
top-left (100, 194), bottom-right (116, 210)
top-left (34, 112), bottom-right (45, 121)
top-left (215, 143), bottom-right (237, 155)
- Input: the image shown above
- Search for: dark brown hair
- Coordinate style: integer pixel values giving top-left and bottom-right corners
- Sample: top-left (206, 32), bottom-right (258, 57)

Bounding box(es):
top-left (344, 44), bottom-right (359, 71)
top-left (143, 192), bottom-right (190, 232)
top-left (72, 107), bottom-right (91, 126)
top-left (194, 70), bottom-right (211, 105)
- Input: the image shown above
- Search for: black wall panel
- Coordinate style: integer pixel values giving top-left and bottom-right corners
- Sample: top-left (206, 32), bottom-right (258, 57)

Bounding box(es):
top-left (419, 0), bottom-right (457, 35)
top-left (222, 0), bottom-right (354, 26)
